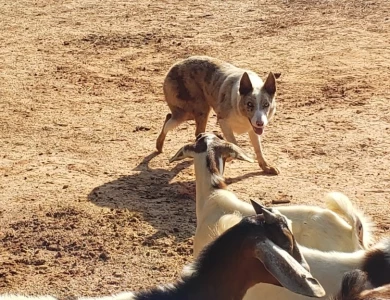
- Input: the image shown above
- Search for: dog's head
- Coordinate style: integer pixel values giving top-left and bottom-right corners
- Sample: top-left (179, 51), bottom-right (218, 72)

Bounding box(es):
top-left (238, 72), bottom-right (277, 136)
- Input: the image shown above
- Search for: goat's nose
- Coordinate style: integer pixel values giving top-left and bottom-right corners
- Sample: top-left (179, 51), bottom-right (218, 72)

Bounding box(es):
top-left (256, 120), bottom-right (264, 127)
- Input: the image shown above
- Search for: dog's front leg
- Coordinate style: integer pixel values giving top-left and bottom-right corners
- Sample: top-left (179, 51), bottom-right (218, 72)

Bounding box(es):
top-left (218, 119), bottom-right (238, 145)
top-left (218, 119), bottom-right (239, 163)
top-left (248, 130), bottom-right (280, 175)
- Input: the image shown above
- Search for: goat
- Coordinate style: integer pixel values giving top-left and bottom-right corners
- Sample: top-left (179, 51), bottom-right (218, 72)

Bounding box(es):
top-left (169, 132), bottom-right (372, 257)
top-left (331, 269), bottom-right (390, 300)
top-left (0, 202), bottom-right (326, 300)
top-left (243, 239), bottom-right (390, 300)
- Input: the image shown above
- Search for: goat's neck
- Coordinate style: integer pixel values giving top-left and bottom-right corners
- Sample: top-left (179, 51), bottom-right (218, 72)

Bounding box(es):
top-left (182, 259), bottom-right (261, 300)
top-left (133, 262), bottom-right (259, 300)
top-left (135, 225), bottom-right (267, 300)
top-left (193, 157), bottom-right (221, 221)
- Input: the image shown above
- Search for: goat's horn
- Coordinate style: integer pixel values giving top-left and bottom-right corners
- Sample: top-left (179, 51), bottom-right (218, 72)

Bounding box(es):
top-left (262, 207), bottom-right (279, 224)
top-left (250, 199), bottom-right (266, 215)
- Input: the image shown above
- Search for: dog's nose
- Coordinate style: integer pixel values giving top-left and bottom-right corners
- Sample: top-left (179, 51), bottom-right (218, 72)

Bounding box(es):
top-left (256, 121), bottom-right (264, 127)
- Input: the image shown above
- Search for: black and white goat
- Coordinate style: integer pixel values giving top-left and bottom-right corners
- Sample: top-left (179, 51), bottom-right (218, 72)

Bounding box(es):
top-left (169, 132), bottom-right (372, 257)
top-left (0, 202), bottom-right (326, 300)
top-left (332, 269), bottom-right (390, 300)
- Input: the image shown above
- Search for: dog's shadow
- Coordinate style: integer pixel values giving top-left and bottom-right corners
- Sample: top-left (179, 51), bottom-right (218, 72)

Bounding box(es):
top-left (88, 152), bottom-right (196, 243)
top-left (88, 151), bottom-right (267, 244)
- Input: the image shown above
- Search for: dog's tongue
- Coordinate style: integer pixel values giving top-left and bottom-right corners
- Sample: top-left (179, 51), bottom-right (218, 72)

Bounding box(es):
top-left (253, 126), bottom-right (264, 135)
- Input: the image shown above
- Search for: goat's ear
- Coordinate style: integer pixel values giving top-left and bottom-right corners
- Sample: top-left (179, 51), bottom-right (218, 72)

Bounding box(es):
top-left (263, 72), bottom-right (276, 95)
top-left (255, 239), bottom-right (325, 298)
top-left (227, 143), bottom-right (254, 163)
top-left (291, 238), bottom-right (311, 272)
top-left (169, 144), bottom-right (196, 163)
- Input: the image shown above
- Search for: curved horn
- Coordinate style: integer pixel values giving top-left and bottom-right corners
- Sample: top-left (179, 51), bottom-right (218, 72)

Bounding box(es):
top-left (250, 200), bottom-right (279, 224)
top-left (250, 199), bottom-right (267, 215)
top-left (262, 207), bottom-right (279, 224)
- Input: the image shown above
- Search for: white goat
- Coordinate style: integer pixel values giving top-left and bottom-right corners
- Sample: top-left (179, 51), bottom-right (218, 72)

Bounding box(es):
top-left (0, 204), bottom-right (326, 300)
top-left (169, 132), bottom-right (373, 257)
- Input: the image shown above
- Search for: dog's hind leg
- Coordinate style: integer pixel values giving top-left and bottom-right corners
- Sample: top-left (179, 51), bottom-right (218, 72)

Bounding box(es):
top-left (248, 130), bottom-right (280, 175)
top-left (156, 111), bottom-right (187, 153)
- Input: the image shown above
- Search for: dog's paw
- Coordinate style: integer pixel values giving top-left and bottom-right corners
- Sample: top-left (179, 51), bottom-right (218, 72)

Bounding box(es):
top-left (260, 165), bottom-right (280, 175)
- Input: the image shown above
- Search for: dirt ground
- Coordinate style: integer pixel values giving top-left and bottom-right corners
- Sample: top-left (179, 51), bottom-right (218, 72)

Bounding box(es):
top-left (1, 0), bottom-right (390, 297)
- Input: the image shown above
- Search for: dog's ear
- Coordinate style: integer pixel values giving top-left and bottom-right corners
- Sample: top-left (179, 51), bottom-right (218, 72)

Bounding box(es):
top-left (263, 72), bottom-right (276, 95)
top-left (239, 72), bottom-right (253, 95)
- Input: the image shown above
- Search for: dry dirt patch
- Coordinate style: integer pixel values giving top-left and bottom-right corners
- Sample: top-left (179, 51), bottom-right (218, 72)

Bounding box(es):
top-left (1, 0), bottom-right (389, 297)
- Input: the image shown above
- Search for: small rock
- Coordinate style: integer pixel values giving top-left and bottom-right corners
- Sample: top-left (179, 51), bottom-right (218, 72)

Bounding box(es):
top-left (133, 126), bottom-right (151, 132)
top-left (272, 199), bottom-right (291, 204)
top-left (99, 252), bottom-right (110, 261)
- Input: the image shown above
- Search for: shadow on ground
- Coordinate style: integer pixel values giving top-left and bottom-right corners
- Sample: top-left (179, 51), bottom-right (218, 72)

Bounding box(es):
top-left (88, 152), bottom-right (264, 243)
top-left (88, 152), bottom-right (196, 242)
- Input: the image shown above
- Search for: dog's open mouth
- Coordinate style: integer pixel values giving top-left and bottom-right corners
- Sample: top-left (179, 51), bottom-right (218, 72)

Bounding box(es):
top-left (252, 126), bottom-right (264, 135)
top-left (248, 118), bottom-right (265, 135)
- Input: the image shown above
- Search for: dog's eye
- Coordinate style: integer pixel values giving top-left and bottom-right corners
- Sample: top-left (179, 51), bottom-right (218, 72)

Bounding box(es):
top-left (247, 102), bottom-right (254, 108)
top-left (263, 102), bottom-right (269, 108)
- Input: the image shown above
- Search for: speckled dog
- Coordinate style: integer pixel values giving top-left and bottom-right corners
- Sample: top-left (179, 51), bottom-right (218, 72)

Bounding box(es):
top-left (156, 56), bottom-right (279, 175)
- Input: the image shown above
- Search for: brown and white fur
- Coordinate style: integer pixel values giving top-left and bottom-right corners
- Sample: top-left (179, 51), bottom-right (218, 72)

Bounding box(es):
top-left (156, 56), bottom-right (279, 175)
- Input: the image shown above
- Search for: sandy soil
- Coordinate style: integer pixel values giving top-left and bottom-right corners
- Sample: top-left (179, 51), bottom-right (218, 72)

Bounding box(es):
top-left (1, 0), bottom-right (389, 297)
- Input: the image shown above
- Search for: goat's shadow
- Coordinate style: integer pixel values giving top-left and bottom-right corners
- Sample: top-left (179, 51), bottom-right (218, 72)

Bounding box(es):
top-left (88, 152), bottom-right (196, 243)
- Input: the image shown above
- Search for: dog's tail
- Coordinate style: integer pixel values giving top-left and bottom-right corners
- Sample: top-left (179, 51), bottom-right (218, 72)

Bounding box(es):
top-left (325, 192), bottom-right (374, 249)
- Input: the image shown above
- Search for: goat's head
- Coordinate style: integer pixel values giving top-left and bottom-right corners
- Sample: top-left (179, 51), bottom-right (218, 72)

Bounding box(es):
top-left (232, 200), bottom-right (325, 297)
top-left (169, 132), bottom-right (254, 174)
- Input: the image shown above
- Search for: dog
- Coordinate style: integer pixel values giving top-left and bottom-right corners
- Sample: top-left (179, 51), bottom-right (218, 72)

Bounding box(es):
top-left (156, 56), bottom-right (279, 175)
